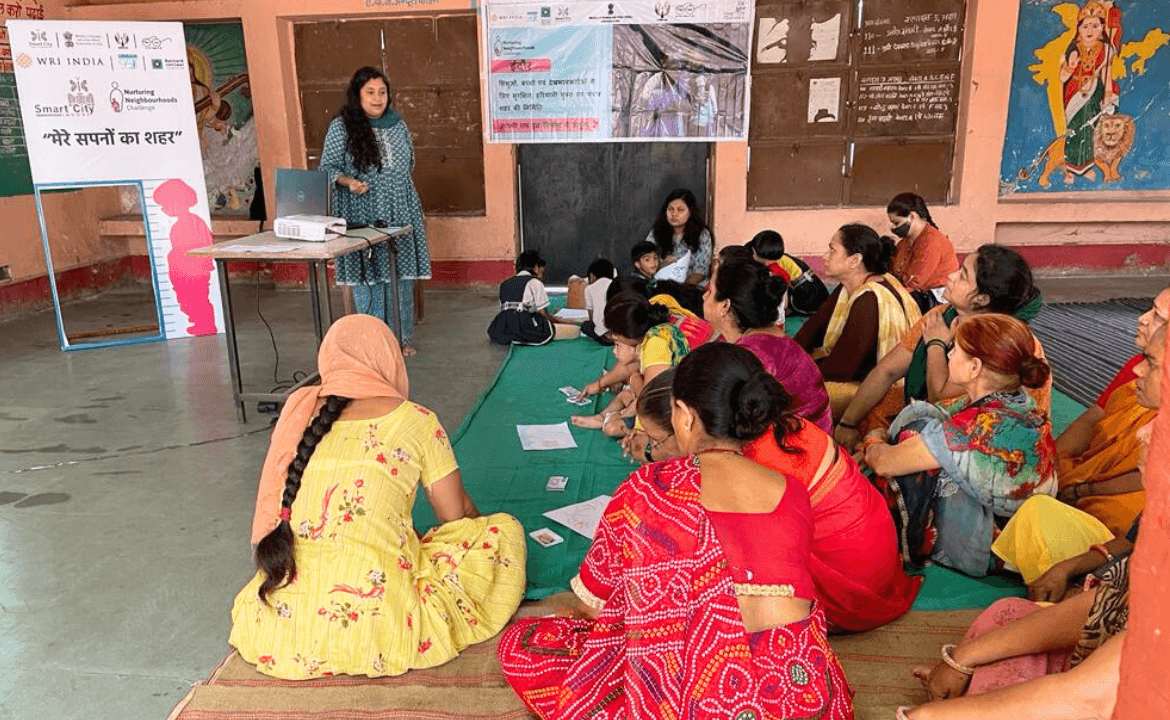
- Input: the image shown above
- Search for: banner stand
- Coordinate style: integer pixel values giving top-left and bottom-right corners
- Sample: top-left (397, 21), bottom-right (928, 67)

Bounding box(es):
top-left (35, 180), bottom-right (166, 351)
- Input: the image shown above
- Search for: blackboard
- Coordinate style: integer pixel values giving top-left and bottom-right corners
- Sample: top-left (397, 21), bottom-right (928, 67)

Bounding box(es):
top-left (0, 72), bottom-right (33, 197)
top-left (854, 67), bottom-right (960, 137)
top-left (860, 1), bottom-right (964, 63)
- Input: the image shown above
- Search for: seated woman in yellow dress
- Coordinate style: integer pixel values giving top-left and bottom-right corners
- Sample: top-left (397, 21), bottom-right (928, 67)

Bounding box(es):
top-left (1052, 287), bottom-right (1169, 536)
top-left (794, 223), bottom-right (920, 418)
top-left (230, 315), bottom-right (526, 679)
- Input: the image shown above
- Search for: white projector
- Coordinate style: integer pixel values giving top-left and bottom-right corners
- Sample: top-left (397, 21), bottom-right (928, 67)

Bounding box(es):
top-left (273, 214), bottom-right (347, 242)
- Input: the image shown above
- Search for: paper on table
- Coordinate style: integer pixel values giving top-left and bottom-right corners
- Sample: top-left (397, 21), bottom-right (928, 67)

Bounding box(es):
top-left (517, 422), bottom-right (578, 451)
top-left (217, 244), bottom-right (301, 253)
top-left (543, 494), bottom-right (612, 539)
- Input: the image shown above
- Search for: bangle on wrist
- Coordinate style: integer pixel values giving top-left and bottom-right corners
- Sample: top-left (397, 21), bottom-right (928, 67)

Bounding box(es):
top-left (940, 643), bottom-right (976, 675)
top-left (837, 420), bottom-right (858, 430)
top-left (925, 339), bottom-right (949, 352)
top-left (1089, 544), bottom-right (1114, 563)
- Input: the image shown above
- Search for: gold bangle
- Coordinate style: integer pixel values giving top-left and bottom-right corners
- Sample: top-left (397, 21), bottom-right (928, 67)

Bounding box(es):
top-left (940, 643), bottom-right (976, 675)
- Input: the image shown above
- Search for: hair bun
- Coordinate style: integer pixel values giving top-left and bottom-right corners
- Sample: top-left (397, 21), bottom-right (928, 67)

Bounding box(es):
top-left (730, 372), bottom-right (785, 440)
top-left (877, 235), bottom-right (896, 269)
top-left (763, 274), bottom-right (788, 306)
top-left (1018, 355), bottom-right (1050, 389)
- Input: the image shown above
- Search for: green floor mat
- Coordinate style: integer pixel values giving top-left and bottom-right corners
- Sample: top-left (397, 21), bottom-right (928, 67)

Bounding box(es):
top-left (412, 338), bottom-right (634, 600)
top-left (911, 565), bottom-right (1026, 610)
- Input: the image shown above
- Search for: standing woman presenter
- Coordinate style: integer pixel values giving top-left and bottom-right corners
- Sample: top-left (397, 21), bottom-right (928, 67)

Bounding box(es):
top-left (320, 66), bottom-right (430, 356)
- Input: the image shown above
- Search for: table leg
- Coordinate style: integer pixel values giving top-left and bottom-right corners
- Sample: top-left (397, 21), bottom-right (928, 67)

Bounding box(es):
top-left (308, 262), bottom-right (324, 344)
top-left (388, 243), bottom-right (402, 340)
top-left (323, 261), bottom-right (335, 327)
top-left (216, 260), bottom-right (246, 422)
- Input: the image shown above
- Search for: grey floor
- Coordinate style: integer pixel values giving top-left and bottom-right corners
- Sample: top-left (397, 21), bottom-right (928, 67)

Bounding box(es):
top-left (1, 271), bottom-right (1166, 720)
top-left (0, 283), bottom-right (505, 720)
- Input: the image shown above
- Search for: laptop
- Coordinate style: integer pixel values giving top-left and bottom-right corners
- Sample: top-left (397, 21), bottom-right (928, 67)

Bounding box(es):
top-left (274, 168), bottom-right (332, 219)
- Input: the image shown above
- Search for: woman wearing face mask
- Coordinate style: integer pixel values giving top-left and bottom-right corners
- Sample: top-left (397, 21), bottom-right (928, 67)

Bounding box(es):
top-left (887, 193), bottom-right (959, 315)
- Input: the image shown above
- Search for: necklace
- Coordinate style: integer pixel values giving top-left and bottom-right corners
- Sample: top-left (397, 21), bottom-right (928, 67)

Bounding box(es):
top-left (695, 447), bottom-right (743, 458)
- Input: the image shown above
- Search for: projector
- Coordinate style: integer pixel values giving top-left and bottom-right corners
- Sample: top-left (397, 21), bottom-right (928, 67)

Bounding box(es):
top-left (273, 214), bottom-right (347, 242)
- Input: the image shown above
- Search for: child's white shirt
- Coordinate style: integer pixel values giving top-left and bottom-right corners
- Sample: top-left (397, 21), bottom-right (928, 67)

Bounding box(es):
top-left (585, 277), bottom-right (612, 334)
top-left (517, 271), bottom-right (549, 312)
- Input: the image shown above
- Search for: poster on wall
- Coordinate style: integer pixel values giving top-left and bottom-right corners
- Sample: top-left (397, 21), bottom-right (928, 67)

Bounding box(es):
top-left (483, 0), bottom-right (754, 142)
top-left (184, 22), bottom-right (258, 216)
top-left (8, 19), bottom-right (223, 345)
top-left (999, 1), bottom-right (1170, 196)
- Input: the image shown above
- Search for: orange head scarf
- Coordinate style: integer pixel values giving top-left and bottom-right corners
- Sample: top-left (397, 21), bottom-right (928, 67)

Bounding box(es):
top-left (250, 314), bottom-right (409, 544)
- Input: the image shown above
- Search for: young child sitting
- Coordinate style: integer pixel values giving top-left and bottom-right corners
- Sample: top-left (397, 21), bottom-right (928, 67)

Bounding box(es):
top-left (630, 241), bottom-right (661, 281)
top-left (748, 229), bottom-right (829, 317)
top-left (487, 250), bottom-right (579, 345)
top-left (581, 258), bottom-right (616, 345)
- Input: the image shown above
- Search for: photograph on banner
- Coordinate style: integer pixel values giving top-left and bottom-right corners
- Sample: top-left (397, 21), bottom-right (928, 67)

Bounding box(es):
top-left (999, 0), bottom-right (1170, 196)
top-left (9, 19), bottom-right (224, 343)
top-left (484, 0), bottom-right (754, 142)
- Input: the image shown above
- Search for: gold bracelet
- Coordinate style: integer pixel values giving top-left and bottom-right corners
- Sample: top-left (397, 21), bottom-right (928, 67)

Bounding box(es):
top-left (940, 643), bottom-right (976, 675)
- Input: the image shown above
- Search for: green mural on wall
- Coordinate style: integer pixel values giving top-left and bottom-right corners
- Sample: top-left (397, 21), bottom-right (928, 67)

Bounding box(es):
top-left (184, 22), bottom-right (258, 215)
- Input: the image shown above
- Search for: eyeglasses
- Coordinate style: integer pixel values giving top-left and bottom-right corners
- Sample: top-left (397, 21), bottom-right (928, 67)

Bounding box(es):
top-left (645, 431), bottom-right (674, 451)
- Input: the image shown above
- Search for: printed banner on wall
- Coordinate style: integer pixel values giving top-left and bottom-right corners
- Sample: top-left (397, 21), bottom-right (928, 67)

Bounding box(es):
top-left (9, 19), bottom-right (223, 341)
top-left (483, 0), bottom-right (754, 142)
top-left (999, 1), bottom-right (1169, 196)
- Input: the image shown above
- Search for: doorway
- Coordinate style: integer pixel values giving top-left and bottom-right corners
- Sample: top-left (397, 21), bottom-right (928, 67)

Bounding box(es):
top-left (518, 143), bottom-right (710, 283)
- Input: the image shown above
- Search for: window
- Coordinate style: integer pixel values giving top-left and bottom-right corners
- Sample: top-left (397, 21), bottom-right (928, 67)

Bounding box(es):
top-left (747, 0), bottom-right (965, 208)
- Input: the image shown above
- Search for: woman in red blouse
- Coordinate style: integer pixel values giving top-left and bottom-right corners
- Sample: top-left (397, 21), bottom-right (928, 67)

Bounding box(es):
top-left (887, 192), bottom-right (959, 313)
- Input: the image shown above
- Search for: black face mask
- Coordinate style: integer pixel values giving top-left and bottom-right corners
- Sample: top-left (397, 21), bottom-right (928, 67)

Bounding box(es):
top-left (891, 221), bottom-right (912, 238)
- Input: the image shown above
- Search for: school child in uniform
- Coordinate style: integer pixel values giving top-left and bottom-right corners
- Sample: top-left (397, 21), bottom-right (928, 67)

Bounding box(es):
top-left (581, 258), bottom-right (617, 345)
top-left (748, 230), bottom-right (829, 317)
top-left (487, 250), bottom-right (579, 345)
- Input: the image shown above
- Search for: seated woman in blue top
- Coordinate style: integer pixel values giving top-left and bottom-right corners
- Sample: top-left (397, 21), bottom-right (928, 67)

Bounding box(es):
top-left (645, 188), bottom-right (714, 285)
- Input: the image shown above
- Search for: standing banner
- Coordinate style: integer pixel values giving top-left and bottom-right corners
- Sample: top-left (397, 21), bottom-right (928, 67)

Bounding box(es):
top-left (9, 19), bottom-right (223, 347)
top-left (483, 0), bottom-right (754, 142)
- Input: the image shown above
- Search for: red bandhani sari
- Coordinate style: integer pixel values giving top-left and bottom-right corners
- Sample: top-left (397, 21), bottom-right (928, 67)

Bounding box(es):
top-left (498, 456), bottom-right (854, 720)
top-left (745, 420), bottom-right (922, 632)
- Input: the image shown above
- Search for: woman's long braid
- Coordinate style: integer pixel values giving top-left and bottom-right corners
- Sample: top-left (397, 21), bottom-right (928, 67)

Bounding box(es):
top-left (256, 395), bottom-right (352, 604)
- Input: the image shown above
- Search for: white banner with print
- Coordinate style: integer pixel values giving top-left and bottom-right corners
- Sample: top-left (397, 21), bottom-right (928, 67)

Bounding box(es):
top-left (9, 19), bottom-right (222, 340)
top-left (483, 0), bottom-right (755, 142)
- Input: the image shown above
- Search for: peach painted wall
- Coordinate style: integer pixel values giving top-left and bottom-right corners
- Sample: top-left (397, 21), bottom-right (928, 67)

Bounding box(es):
top-left (2, 0), bottom-right (1168, 289)
top-left (63, 0), bottom-right (521, 271)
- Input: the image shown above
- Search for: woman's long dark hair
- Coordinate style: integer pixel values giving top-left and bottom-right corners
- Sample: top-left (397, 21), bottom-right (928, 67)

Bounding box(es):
top-left (672, 344), bottom-right (801, 450)
top-left (886, 192), bottom-right (938, 228)
top-left (255, 395), bottom-right (352, 604)
top-left (652, 188), bottom-right (709, 256)
top-left (605, 291), bottom-right (671, 340)
top-left (972, 244), bottom-right (1039, 314)
top-left (339, 66), bottom-right (391, 175)
top-left (713, 257), bottom-right (787, 330)
top-left (604, 276), bottom-right (704, 317)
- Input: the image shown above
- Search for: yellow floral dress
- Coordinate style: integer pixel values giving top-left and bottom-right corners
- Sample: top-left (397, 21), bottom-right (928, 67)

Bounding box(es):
top-left (230, 402), bottom-right (527, 679)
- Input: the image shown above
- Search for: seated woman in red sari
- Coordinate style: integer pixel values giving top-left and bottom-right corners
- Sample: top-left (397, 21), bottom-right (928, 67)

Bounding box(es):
top-left (630, 354), bottom-right (920, 632)
top-left (499, 344), bottom-right (855, 720)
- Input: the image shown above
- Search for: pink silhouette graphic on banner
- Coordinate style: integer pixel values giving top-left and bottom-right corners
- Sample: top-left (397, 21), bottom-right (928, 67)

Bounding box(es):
top-left (154, 179), bottom-right (217, 336)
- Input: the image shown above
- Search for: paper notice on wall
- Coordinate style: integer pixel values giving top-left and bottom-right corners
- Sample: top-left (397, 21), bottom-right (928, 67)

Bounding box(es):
top-left (756, 17), bottom-right (789, 64)
top-left (807, 77), bottom-right (841, 123)
top-left (809, 14), bottom-right (841, 61)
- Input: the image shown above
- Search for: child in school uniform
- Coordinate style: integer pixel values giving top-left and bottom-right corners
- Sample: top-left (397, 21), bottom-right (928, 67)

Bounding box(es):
top-left (487, 250), bottom-right (579, 345)
top-left (630, 241), bottom-right (661, 281)
top-left (748, 230), bottom-right (829, 317)
top-left (581, 258), bottom-right (616, 346)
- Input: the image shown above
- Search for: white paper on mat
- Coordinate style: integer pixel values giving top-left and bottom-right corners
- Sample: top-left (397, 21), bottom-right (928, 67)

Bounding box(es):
top-left (543, 494), bottom-right (612, 539)
top-left (554, 308), bottom-right (590, 322)
top-left (517, 422), bottom-right (579, 451)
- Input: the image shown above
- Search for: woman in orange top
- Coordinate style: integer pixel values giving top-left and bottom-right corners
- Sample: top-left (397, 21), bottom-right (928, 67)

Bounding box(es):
top-left (887, 192), bottom-right (959, 314)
